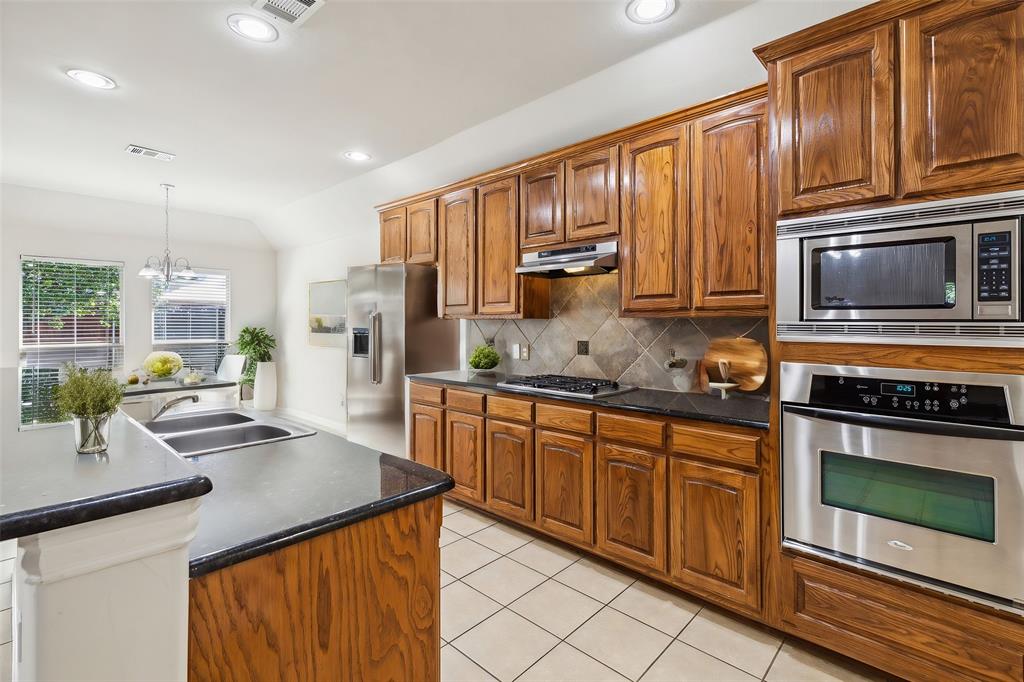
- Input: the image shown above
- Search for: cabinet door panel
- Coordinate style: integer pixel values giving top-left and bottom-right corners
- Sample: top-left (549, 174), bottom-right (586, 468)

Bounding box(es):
top-left (596, 443), bottom-right (666, 572)
top-left (692, 100), bottom-right (768, 310)
top-left (438, 188), bottom-right (477, 317)
top-left (445, 410), bottom-right (485, 503)
top-left (620, 126), bottom-right (690, 314)
top-left (409, 403), bottom-right (443, 470)
top-left (776, 25), bottom-right (894, 212)
top-left (566, 146), bottom-right (619, 242)
top-left (520, 162), bottom-right (565, 249)
top-left (901, 1), bottom-right (1024, 195)
top-left (669, 458), bottom-right (759, 611)
top-left (486, 420), bottom-right (534, 522)
top-left (536, 430), bottom-right (594, 545)
top-left (406, 198), bottom-right (437, 264)
top-left (477, 178), bottom-right (520, 316)
top-left (379, 206), bottom-right (407, 263)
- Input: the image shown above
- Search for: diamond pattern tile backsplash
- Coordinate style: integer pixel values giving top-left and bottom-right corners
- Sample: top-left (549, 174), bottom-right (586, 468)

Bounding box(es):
top-left (464, 274), bottom-right (768, 393)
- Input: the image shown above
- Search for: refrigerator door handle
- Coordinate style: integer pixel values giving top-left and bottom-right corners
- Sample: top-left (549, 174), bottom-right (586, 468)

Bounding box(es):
top-left (369, 311), bottom-right (382, 385)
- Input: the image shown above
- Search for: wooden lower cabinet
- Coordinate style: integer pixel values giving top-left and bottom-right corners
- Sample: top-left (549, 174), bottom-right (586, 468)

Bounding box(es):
top-left (535, 429), bottom-right (594, 545)
top-left (595, 442), bottom-right (666, 572)
top-left (485, 419), bottom-right (534, 522)
top-left (669, 458), bottom-right (760, 612)
top-left (445, 410), bottom-right (485, 503)
top-left (409, 403), bottom-right (443, 470)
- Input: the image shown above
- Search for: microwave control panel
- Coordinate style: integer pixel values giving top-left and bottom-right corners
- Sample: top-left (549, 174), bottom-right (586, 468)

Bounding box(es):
top-left (977, 230), bottom-right (1013, 302)
top-left (808, 375), bottom-right (1011, 425)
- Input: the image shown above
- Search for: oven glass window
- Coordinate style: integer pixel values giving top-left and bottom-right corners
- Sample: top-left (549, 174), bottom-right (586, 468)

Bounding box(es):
top-left (821, 452), bottom-right (995, 542)
top-left (811, 237), bottom-right (957, 309)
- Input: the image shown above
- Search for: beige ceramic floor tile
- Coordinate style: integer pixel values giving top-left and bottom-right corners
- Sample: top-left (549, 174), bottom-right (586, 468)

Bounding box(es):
top-left (462, 557), bottom-right (547, 605)
top-left (567, 607), bottom-right (672, 680)
top-left (442, 538), bottom-right (501, 578)
top-left (554, 558), bottom-right (635, 603)
top-left (443, 499), bottom-right (467, 517)
top-left (440, 527), bottom-right (462, 547)
top-left (452, 609), bottom-right (559, 682)
top-left (444, 509), bottom-right (498, 536)
top-left (609, 580), bottom-right (701, 636)
top-left (640, 641), bottom-right (757, 682)
top-left (508, 538), bottom-right (580, 576)
top-left (766, 641), bottom-right (887, 682)
top-left (509, 579), bottom-right (603, 638)
top-left (440, 571), bottom-right (457, 588)
top-left (678, 608), bottom-right (782, 678)
top-left (441, 581), bottom-right (502, 641)
top-left (441, 644), bottom-right (497, 682)
top-left (468, 523), bottom-right (535, 555)
top-left (519, 642), bottom-right (629, 682)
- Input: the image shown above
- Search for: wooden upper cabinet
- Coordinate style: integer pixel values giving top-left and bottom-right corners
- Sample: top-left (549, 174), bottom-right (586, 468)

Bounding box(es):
top-left (405, 198), bottom-right (437, 264)
top-left (776, 24), bottom-right (895, 213)
top-left (620, 125), bottom-right (690, 315)
top-left (596, 442), bottom-right (667, 572)
top-left (438, 188), bottom-right (477, 317)
top-left (485, 419), bottom-right (534, 523)
top-left (691, 100), bottom-right (768, 310)
top-left (445, 410), bottom-right (485, 503)
top-left (669, 458), bottom-right (760, 612)
top-left (519, 162), bottom-right (565, 249)
top-left (900, 1), bottom-right (1024, 196)
top-left (535, 429), bottom-right (594, 545)
top-left (566, 146), bottom-right (619, 242)
top-left (379, 206), bottom-right (407, 263)
top-left (477, 177), bottom-right (520, 316)
top-left (409, 402), bottom-right (443, 470)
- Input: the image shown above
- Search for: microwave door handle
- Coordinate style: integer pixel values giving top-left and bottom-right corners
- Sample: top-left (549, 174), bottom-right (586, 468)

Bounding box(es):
top-left (783, 404), bottom-right (1024, 442)
top-left (369, 311), bottom-right (382, 385)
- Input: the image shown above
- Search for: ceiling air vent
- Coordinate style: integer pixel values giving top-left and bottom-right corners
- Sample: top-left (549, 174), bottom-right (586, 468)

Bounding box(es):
top-left (250, 0), bottom-right (324, 26)
top-left (124, 144), bottom-right (175, 162)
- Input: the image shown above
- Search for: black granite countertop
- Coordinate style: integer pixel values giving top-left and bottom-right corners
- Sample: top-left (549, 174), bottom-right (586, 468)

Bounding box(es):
top-left (408, 370), bottom-right (770, 430)
top-left (122, 377), bottom-right (237, 397)
top-left (186, 429), bottom-right (453, 576)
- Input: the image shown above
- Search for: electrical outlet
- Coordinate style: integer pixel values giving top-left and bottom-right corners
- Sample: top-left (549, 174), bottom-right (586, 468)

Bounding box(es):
top-left (521, 344), bottom-right (530, 360)
top-left (577, 340), bottom-right (589, 356)
top-left (512, 343), bottom-right (521, 359)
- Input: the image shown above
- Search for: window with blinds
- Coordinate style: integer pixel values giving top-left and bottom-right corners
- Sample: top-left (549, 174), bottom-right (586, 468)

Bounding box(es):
top-left (152, 270), bottom-right (230, 374)
top-left (20, 257), bottom-right (124, 426)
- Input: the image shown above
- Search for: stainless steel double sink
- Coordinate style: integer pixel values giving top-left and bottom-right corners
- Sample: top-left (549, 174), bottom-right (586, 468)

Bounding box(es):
top-left (142, 408), bottom-right (316, 456)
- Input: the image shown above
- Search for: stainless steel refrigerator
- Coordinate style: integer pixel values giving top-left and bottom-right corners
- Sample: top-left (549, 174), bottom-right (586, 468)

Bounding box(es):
top-left (346, 263), bottom-right (459, 456)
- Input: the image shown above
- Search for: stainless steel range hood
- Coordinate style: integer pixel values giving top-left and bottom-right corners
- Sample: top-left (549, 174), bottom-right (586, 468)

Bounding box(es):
top-left (516, 241), bottom-right (617, 278)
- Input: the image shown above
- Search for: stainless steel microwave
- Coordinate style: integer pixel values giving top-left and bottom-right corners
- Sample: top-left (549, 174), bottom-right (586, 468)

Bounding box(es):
top-left (776, 190), bottom-right (1024, 346)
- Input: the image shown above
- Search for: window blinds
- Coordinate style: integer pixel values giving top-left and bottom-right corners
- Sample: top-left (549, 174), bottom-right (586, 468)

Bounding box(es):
top-left (152, 270), bottom-right (230, 374)
top-left (20, 257), bottom-right (124, 425)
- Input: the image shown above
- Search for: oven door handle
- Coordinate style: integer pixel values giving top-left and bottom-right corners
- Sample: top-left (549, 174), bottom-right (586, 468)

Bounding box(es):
top-left (782, 405), bottom-right (1024, 442)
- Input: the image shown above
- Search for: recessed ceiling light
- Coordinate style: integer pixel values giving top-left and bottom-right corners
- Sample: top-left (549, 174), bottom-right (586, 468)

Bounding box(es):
top-left (344, 151), bottom-right (372, 162)
top-left (65, 69), bottom-right (117, 89)
top-left (625, 0), bottom-right (677, 24)
top-left (227, 13), bottom-right (279, 42)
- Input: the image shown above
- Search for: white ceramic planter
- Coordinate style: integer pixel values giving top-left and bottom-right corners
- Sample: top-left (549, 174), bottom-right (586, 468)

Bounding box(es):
top-left (253, 361), bottom-right (277, 410)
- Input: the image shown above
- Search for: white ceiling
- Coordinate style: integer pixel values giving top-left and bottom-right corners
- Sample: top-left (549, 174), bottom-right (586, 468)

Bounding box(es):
top-left (1, 0), bottom-right (752, 223)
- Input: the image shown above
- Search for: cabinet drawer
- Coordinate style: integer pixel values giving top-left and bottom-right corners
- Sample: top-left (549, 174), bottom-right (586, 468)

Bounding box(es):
top-left (535, 403), bottom-right (593, 434)
top-left (597, 413), bottom-right (665, 448)
top-left (410, 382), bottom-right (444, 406)
top-left (446, 388), bottom-right (485, 413)
top-left (671, 424), bottom-right (759, 468)
top-left (487, 395), bottom-right (534, 422)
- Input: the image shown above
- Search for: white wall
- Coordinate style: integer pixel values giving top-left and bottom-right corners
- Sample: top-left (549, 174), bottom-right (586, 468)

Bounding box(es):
top-left (266, 0), bottom-right (868, 428)
top-left (1, 184), bottom-right (277, 372)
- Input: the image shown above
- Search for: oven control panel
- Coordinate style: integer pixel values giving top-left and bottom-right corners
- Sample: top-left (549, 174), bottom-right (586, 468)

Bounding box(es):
top-left (808, 375), bottom-right (1010, 425)
top-left (977, 230), bottom-right (1013, 302)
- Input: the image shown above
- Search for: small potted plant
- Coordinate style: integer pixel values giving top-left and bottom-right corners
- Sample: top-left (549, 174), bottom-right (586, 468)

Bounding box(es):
top-left (469, 344), bottom-right (501, 377)
top-left (54, 364), bottom-right (124, 454)
top-left (237, 326), bottom-right (277, 409)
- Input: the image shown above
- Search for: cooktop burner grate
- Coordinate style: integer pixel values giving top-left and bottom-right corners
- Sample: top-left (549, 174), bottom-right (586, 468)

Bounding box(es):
top-left (496, 374), bottom-right (636, 399)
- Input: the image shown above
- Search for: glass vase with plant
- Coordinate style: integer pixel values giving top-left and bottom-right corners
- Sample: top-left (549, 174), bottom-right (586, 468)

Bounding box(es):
top-left (54, 364), bottom-right (124, 454)
top-left (236, 326), bottom-right (277, 387)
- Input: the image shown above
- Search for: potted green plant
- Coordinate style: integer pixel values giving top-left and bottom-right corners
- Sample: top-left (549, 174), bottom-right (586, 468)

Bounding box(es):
top-left (469, 344), bottom-right (501, 377)
top-left (236, 326), bottom-right (277, 409)
top-left (53, 364), bottom-right (124, 454)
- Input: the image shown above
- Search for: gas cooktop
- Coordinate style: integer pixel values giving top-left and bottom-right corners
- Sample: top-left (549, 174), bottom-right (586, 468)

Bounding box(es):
top-left (496, 374), bottom-right (636, 399)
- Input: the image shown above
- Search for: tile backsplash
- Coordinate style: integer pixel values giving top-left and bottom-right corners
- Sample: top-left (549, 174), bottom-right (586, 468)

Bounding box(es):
top-left (464, 273), bottom-right (768, 393)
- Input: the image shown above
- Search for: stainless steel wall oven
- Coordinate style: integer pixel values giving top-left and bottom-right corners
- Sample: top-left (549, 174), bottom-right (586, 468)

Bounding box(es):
top-left (780, 362), bottom-right (1024, 614)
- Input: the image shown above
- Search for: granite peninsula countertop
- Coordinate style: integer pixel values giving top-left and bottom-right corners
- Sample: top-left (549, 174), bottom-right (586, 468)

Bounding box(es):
top-left (408, 370), bottom-right (770, 430)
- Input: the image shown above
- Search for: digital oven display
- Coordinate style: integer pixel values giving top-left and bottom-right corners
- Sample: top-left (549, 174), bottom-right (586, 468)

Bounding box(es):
top-left (880, 382), bottom-right (916, 397)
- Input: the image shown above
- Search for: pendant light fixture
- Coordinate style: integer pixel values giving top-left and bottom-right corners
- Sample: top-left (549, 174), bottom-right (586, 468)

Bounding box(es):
top-left (138, 183), bottom-right (196, 283)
